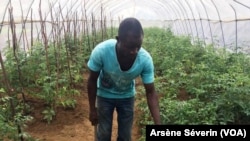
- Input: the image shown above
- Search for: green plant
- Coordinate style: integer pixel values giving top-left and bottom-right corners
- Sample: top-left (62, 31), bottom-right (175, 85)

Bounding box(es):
top-left (60, 99), bottom-right (77, 109)
top-left (137, 27), bottom-right (250, 139)
top-left (0, 96), bottom-right (35, 141)
top-left (42, 107), bottom-right (56, 124)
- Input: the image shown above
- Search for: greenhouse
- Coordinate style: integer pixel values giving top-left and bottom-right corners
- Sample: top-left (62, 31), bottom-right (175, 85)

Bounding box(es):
top-left (0, 0), bottom-right (250, 140)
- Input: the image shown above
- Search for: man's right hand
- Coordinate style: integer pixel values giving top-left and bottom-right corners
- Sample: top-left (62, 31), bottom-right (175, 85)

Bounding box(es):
top-left (89, 108), bottom-right (98, 126)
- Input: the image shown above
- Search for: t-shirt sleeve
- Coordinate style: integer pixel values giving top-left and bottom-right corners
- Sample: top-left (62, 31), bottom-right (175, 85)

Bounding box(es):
top-left (141, 55), bottom-right (154, 84)
top-left (87, 46), bottom-right (103, 72)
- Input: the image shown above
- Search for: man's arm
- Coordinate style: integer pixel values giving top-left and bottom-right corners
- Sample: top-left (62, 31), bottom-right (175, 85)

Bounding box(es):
top-left (87, 69), bottom-right (100, 125)
top-left (144, 83), bottom-right (161, 125)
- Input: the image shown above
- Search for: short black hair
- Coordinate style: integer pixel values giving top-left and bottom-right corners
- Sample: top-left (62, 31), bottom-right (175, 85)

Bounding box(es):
top-left (118, 17), bottom-right (144, 41)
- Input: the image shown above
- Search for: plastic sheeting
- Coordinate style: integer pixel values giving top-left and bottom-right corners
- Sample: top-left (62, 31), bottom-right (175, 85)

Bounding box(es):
top-left (1, 0), bottom-right (250, 21)
top-left (1, 0), bottom-right (250, 52)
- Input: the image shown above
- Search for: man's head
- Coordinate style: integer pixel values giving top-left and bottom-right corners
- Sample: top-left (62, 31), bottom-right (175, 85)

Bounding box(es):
top-left (116, 17), bottom-right (144, 58)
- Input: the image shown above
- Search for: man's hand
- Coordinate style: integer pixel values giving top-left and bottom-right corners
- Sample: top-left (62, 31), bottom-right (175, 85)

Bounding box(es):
top-left (144, 83), bottom-right (161, 125)
top-left (87, 70), bottom-right (100, 126)
top-left (89, 107), bottom-right (98, 126)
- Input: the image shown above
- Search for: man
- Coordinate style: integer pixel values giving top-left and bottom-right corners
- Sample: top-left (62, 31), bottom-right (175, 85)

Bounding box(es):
top-left (87, 17), bottom-right (161, 141)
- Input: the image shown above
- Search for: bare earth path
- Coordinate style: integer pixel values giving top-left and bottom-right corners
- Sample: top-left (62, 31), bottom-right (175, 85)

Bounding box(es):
top-left (25, 73), bottom-right (142, 141)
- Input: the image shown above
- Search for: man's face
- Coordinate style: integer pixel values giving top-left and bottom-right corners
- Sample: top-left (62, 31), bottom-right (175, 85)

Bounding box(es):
top-left (117, 31), bottom-right (143, 59)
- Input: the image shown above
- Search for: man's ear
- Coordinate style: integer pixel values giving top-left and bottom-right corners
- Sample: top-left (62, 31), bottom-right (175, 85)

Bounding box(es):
top-left (115, 36), bottom-right (119, 41)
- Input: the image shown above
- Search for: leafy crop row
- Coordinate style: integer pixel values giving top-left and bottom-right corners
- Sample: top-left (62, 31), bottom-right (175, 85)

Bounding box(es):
top-left (137, 27), bottom-right (250, 140)
top-left (1, 26), bottom-right (249, 140)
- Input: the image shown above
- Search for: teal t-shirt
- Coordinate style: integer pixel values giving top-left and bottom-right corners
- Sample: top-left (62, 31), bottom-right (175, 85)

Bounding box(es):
top-left (87, 39), bottom-right (154, 98)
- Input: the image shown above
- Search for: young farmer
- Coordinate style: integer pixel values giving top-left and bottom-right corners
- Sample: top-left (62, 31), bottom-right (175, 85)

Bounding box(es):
top-left (87, 17), bottom-right (161, 141)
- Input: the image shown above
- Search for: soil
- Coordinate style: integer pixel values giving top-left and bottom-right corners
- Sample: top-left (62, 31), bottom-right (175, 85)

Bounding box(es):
top-left (25, 73), bottom-right (142, 141)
